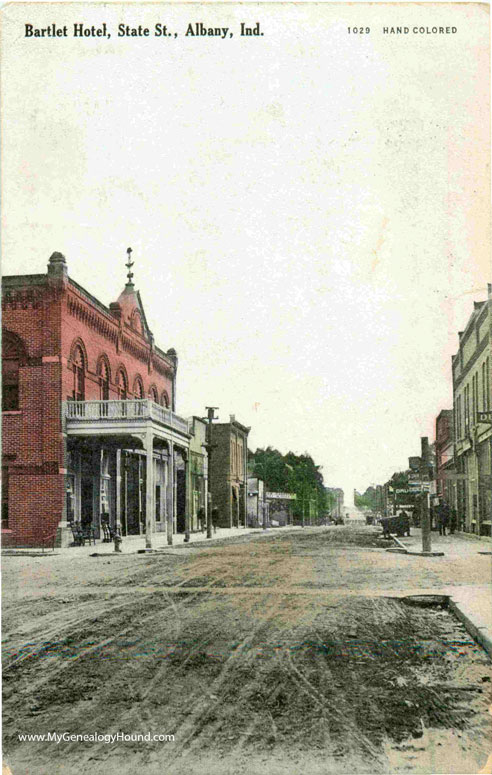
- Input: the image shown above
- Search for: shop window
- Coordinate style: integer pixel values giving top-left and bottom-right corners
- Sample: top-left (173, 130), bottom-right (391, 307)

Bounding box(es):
top-left (66, 475), bottom-right (75, 522)
top-left (100, 450), bottom-right (111, 516)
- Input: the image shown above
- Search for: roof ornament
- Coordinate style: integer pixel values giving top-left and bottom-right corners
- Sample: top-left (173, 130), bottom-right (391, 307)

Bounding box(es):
top-left (125, 247), bottom-right (134, 287)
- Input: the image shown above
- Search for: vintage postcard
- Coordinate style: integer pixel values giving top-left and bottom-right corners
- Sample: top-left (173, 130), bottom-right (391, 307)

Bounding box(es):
top-left (1, 3), bottom-right (491, 774)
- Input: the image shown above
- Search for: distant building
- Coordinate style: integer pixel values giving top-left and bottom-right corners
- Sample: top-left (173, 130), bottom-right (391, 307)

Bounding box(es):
top-left (188, 417), bottom-right (208, 531)
top-left (209, 415), bottom-right (250, 528)
top-left (452, 286), bottom-right (492, 535)
top-left (326, 487), bottom-right (344, 519)
top-left (265, 492), bottom-right (295, 526)
top-left (247, 477), bottom-right (267, 527)
top-left (435, 409), bottom-right (455, 507)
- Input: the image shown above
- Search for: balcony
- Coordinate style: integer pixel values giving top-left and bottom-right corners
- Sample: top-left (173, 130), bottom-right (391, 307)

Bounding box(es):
top-left (65, 399), bottom-right (190, 437)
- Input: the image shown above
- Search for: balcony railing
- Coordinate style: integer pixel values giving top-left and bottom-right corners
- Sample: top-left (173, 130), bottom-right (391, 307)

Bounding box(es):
top-left (65, 400), bottom-right (190, 435)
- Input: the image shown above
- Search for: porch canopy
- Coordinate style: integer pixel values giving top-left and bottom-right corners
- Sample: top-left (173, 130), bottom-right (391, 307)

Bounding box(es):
top-left (63, 399), bottom-right (191, 547)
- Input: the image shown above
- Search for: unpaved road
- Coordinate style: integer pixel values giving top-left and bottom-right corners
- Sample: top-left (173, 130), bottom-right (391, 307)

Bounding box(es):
top-left (3, 527), bottom-right (492, 775)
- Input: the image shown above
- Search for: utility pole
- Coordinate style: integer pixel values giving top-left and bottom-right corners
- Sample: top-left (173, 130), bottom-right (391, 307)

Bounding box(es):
top-left (420, 436), bottom-right (432, 553)
top-left (203, 407), bottom-right (218, 539)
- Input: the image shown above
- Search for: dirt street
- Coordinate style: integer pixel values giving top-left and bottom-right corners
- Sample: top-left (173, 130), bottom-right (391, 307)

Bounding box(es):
top-left (3, 527), bottom-right (492, 775)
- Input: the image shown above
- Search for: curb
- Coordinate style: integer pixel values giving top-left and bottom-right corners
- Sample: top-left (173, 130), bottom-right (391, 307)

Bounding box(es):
top-left (448, 598), bottom-right (492, 660)
top-left (387, 535), bottom-right (444, 557)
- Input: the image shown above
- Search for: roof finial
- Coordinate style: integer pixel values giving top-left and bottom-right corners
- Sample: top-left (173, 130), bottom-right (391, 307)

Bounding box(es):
top-left (125, 247), bottom-right (134, 287)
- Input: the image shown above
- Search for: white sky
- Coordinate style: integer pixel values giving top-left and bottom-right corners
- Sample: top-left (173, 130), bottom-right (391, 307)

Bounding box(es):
top-left (2, 3), bottom-right (490, 503)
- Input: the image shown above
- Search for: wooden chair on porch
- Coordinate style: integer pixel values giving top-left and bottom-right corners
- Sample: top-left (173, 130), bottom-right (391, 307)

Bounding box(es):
top-left (70, 521), bottom-right (96, 546)
top-left (81, 523), bottom-right (96, 545)
top-left (70, 521), bottom-right (84, 546)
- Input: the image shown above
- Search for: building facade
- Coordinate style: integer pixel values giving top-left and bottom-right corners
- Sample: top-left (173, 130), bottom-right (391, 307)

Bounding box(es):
top-left (209, 415), bottom-right (249, 528)
top-left (2, 251), bottom-right (191, 547)
top-left (247, 477), bottom-right (267, 527)
top-left (188, 416), bottom-right (208, 532)
top-left (265, 492), bottom-right (295, 526)
top-left (435, 409), bottom-right (455, 508)
top-left (452, 286), bottom-right (492, 535)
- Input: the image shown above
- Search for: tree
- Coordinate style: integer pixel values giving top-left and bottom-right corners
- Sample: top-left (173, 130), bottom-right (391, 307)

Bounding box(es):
top-left (250, 448), bottom-right (328, 523)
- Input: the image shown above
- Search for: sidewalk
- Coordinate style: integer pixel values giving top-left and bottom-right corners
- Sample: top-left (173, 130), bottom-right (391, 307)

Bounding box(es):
top-left (389, 528), bottom-right (492, 659)
top-left (2, 524), bottom-right (302, 558)
top-left (398, 527), bottom-right (492, 558)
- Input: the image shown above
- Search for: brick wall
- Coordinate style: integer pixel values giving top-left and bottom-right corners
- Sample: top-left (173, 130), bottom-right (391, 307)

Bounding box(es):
top-left (2, 277), bottom-right (65, 545)
top-left (2, 261), bottom-right (177, 546)
top-left (61, 283), bottom-right (174, 403)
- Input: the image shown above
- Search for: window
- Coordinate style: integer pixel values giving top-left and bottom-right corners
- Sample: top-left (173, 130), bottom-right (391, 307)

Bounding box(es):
top-left (149, 386), bottom-right (158, 403)
top-left (161, 391), bottom-right (170, 409)
top-left (134, 377), bottom-right (144, 399)
top-left (487, 358), bottom-right (491, 412)
top-left (472, 374), bottom-right (477, 425)
top-left (2, 357), bottom-right (19, 411)
top-left (2, 333), bottom-right (24, 411)
top-left (483, 362), bottom-right (487, 412)
top-left (72, 345), bottom-right (85, 401)
top-left (98, 358), bottom-right (110, 401)
top-left (100, 450), bottom-right (111, 518)
top-left (116, 369), bottom-right (128, 400)
top-left (2, 467), bottom-right (9, 528)
top-left (238, 440), bottom-right (244, 475)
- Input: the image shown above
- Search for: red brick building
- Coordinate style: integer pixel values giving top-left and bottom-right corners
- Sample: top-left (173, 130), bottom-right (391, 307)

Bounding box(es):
top-left (435, 409), bottom-right (455, 507)
top-left (2, 251), bottom-right (191, 547)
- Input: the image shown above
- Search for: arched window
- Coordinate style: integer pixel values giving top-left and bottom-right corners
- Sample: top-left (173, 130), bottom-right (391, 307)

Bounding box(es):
top-left (160, 391), bottom-right (170, 409)
top-left (2, 333), bottom-right (25, 411)
top-left (97, 357), bottom-right (110, 401)
top-left (131, 309), bottom-right (143, 335)
top-left (116, 369), bottom-right (128, 401)
top-left (133, 376), bottom-right (144, 399)
top-left (73, 345), bottom-right (85, 401)
top-left (149, 385), bottom-right (158, 403)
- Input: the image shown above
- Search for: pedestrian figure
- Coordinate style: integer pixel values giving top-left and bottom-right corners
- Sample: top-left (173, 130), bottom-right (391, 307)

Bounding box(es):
top-left (212, 507), bottom-right (219, 534)
top-left (400, 510), bottom-right (410, 537)
top-left (442, 503), bottom-right (450, 536)
top-left (449, 508), bottom-right (457, 534)
top-left (197, 506), bottom-right (205, 533)
top-left (437, 504), bottom-right (447, 536)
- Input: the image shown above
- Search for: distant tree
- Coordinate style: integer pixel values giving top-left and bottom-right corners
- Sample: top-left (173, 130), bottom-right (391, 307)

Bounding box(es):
top-left (249, 447), bottom-right (328, 521)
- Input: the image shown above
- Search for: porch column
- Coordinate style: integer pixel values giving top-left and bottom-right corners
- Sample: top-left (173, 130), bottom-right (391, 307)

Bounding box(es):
top-left (145, 428), bottom-right (154, 550)
top-left (167, 440), bottom-right (174, 545)
top-left (116, 450), bottom-right (122, 532)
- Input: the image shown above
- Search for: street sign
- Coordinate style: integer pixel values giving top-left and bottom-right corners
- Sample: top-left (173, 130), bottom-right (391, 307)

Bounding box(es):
top-left (477, 411), bottom-right (492, 424)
